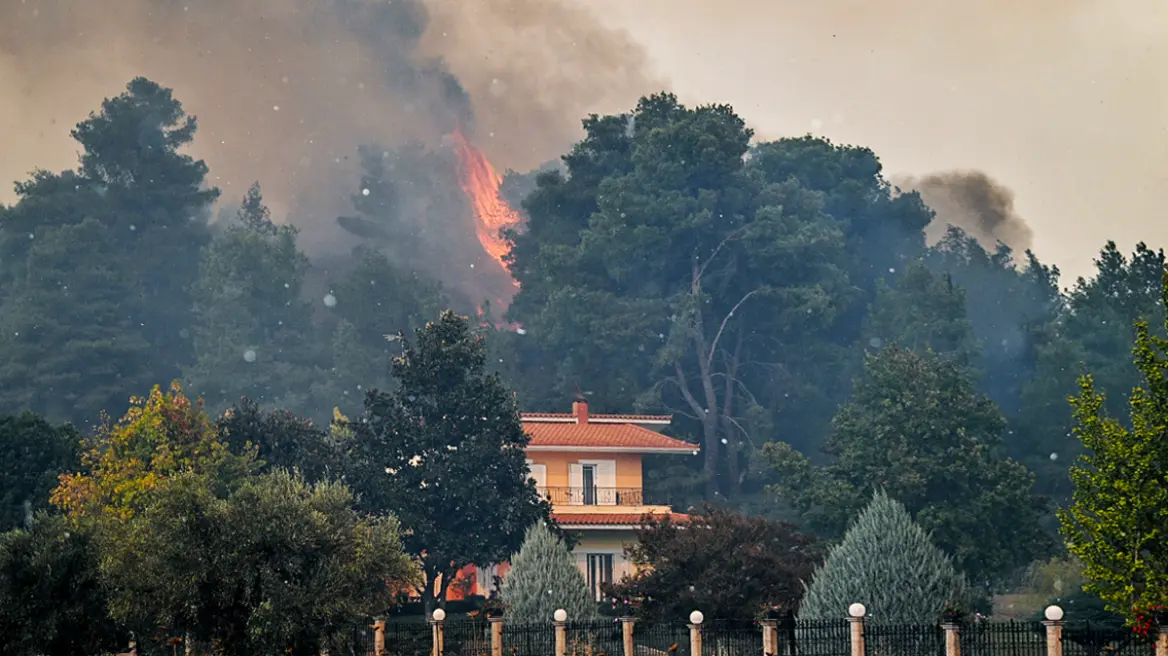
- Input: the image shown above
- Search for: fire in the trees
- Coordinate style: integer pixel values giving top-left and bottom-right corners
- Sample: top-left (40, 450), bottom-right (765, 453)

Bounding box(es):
top-left (450, 127), bottom-right (522, 281)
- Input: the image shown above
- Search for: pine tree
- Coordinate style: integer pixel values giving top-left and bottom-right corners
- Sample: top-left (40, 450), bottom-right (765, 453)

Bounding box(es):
top-left (501, 521), bottom-right (599, 624)
top-left (799, 490), bottom-right (971, 624)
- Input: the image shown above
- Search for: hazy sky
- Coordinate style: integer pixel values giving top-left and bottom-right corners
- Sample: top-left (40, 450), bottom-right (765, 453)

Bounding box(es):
top-left (2, 0), bottom-right (1164, 284)
top-left (579, 0), bottom-right (1167, 283)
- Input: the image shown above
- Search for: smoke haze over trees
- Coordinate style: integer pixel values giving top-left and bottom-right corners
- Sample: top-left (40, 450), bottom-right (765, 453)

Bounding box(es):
top-left (0, 6), bottom-right (1166, 608)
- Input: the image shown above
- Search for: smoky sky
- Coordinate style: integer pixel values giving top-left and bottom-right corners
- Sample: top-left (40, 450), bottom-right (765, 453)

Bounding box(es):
top-left (3, 0), bottom-right (1165, 284)
top-left (900, 171), bottom-right (1034, 253)
top-left (581, 0), bottom-right (1168, 282)
top-left (0, 0), bottom-right (662, 250)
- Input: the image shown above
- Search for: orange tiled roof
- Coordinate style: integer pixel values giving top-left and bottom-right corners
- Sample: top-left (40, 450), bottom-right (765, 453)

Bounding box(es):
top-left (521, 412), bottom-right (671, 423)
top-left (523, 421), bottom-right (698, 452)
top-left (553, 512), bottom-right (690, 527)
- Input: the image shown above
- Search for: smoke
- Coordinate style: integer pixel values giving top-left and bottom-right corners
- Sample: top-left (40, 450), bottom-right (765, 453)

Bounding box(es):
top-left (899, 171), bottom-right (1034, 253)
top-left (0, 0), bottom-right (663, 253)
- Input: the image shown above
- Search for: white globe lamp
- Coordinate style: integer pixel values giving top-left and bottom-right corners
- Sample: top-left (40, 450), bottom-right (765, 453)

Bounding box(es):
top-left (554, 609), bottom-right (568, 623)
top-left (848, 603), bottom-right (867, 618)
top-left (1044, 605), bottom-right (1064, 622)
top-left (432, 608), bottom-right (446, 622)
top-left (689, 610), bottom-right (704, 625)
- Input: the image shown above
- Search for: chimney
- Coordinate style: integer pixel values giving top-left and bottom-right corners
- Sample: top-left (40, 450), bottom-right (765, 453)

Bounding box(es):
top-left (573, 399), bottom-right (589, 424)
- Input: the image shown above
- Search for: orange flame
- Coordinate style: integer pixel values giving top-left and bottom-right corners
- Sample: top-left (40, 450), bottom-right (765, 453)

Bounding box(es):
top-left (450, 127), bottom-right (522, 277)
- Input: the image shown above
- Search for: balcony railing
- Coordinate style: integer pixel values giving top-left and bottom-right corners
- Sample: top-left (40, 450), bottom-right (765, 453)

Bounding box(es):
top-left (537, 486), bottom-right (658, 507)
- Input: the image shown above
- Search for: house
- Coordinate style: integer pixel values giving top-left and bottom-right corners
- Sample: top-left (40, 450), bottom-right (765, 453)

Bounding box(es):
top-left (462, 398), bottom-right (699, 602)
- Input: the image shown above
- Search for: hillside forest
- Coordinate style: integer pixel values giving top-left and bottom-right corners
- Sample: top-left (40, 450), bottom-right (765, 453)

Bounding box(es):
top-left (1, 79), bottom-right (1163, 605)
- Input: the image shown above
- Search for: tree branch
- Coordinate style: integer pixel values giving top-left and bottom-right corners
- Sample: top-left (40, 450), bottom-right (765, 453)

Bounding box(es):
top-left (707, 288), bottom-right (763, 371)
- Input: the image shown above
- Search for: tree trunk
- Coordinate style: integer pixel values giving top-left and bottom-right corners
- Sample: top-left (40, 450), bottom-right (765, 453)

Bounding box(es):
top-left (721, 338), bottom-right (743, 497)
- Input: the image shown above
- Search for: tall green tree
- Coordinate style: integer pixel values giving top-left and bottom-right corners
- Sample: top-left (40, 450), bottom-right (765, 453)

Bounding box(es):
top-left (500, 521), bottom-right (598, 624)
top-left (1019, 242), bottom-right (1165, 499)
top-left (350, 310), bottom-right (552, 611)
top-left (0, 78), bottom-right (217, 426)
top-left (507, 94), bottom-right (857, 499)
top-left (186, 182), bottom-right (324, 417)
top-left (800, 490), bottom-right (971, 624)
top-left (766, 345), bottom-right (1050, 586)
top-left (1059, 273), bottom-right (1168, 620)
top-left (0, 413), bottom-right (80, 532)
top-left (216, 398), bottom-right (343, 484)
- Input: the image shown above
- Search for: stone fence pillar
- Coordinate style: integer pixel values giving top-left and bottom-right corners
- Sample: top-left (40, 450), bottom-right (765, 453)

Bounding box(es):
top-left (1042, 605), bottom-right (1064, 656)
top-left (430, 609), bottom-right (446, 656)
top-left (620, 617), bottom-right (637, 656)
top-left (846, 604), bottom-right (866, 656)
top-left (554, 609), bottom-right (568, 656)
top-left (489, 616), bottom-right (504, 656)
top-left (759, 619), bottom-right (778, 656)
top-left (688, 611), bottom-right (704, 656)
top-left (372, 619), bottom-right (386, 656)
top-left (941, 622), bottom-right (960, 656)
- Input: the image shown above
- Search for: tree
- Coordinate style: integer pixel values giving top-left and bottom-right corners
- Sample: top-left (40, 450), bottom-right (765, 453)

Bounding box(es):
top-left (216, 397), bottom-right (343, 484)
top-left (766, 345), bottom-right (1051, 586)
top-left (98, 470), bottom-right (416, 656)
top-left (51, 382), bottom-right (256, 522)
top-left (1019, 241), bottom-right (1165, 499)
top-left (350, 310), bottom-right (553, 611)
top-left (607, 506), bottom-right (820, 621)
top-left (321, 245), bottom-right (446, 416)
top-left (185, 183), bottom-right (325, 418)
top-left (865, 260), bottom-right (978, 366)
top-left (507, 94), bottom-right (858, 500)
top-left (0, 412), bottom-right (79, 532)
top-left (0, 514), bottom-right (123, 656)
top-left (0, 78), bottom-right (217, 426)
top-left (799, 491), bottom-right (971, 623)
top-left (1059, 274), bottom-right (1168, 620)
top-left (501, 521), bottom-right (598, 624)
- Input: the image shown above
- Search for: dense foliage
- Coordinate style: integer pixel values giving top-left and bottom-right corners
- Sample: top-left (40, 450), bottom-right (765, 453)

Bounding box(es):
top-left (800, 491), bottom-right (972, 623)
top-left (500, 521), bottom-right (598, 624)
top-left (608, 506), bottom-right (820, 621)
top-left (1060, 273), bottom-right (1168, 621)
top-left (349, 310), bottom-right (553, 610)
top-left (0, 75), bottom-right (1164, 628)
top-left (767, 345), bottom-right (1050, 585)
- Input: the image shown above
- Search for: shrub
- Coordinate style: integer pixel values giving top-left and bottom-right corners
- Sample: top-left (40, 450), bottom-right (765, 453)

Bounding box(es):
top-left (501, 521), bottom-right (598, 624)
top-left (799, 490), bottom-right (971, 623)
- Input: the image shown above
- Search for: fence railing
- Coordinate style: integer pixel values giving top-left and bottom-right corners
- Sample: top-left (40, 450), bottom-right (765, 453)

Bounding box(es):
top-left (134, 605), bottom-right (1158, 656)
top-left (537, 486), bottom-right (660, 507)
top-left (352, 606), bottom-right (1162, 656)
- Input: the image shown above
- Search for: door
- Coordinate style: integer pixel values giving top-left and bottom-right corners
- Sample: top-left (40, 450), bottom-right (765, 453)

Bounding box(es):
top-left (581, 464), bottom-right (597, 505)
top-left (586, 554), bottom-right (614, 601)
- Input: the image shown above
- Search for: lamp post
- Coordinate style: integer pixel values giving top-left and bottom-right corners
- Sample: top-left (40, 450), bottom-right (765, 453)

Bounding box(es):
top-left (431, 608), bottom-right (447, 656)
top-left (554, 609), bottom-right (568, 656)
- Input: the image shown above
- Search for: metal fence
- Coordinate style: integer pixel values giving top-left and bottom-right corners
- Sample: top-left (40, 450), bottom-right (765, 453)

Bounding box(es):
top-left (347, 617), bottom-right (1158, 656)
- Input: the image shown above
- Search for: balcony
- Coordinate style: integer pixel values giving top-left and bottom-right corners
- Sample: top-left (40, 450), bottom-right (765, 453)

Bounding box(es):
top-left (537, 486), bottom-right (660, 507)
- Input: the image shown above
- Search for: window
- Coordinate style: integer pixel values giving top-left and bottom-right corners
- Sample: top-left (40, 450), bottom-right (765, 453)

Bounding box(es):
top-left (586, 553), bottom-right (613, 601)
top-left (581, 464), bottom-right (597, 505)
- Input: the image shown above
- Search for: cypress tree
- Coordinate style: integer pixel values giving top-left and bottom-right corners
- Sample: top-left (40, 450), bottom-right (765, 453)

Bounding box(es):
top-left (799, 490), bottom-right (971, 624)
top-left (501, 521), bottom-right (599, 624)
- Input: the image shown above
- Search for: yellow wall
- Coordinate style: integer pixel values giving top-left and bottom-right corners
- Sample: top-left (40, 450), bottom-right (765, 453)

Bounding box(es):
top-left (528, 451), bottom-right (643, 488)
top-left (573, 530), bottom-right (641, 581)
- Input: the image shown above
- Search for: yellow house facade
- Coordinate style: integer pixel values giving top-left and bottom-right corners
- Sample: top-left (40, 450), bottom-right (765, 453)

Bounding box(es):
top-left (473, 399), bottom-right (699, 601)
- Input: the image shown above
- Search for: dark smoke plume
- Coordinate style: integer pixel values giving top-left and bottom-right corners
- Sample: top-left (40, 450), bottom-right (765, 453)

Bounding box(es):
top-left (903, 171), bottom-right (1034, 253)
top-left (0, 0), bottom-right (663, 250)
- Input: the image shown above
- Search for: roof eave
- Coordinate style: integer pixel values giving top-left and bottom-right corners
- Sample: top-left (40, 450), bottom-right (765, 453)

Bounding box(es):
top-left (525, 445), bottom-right (700, 454)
